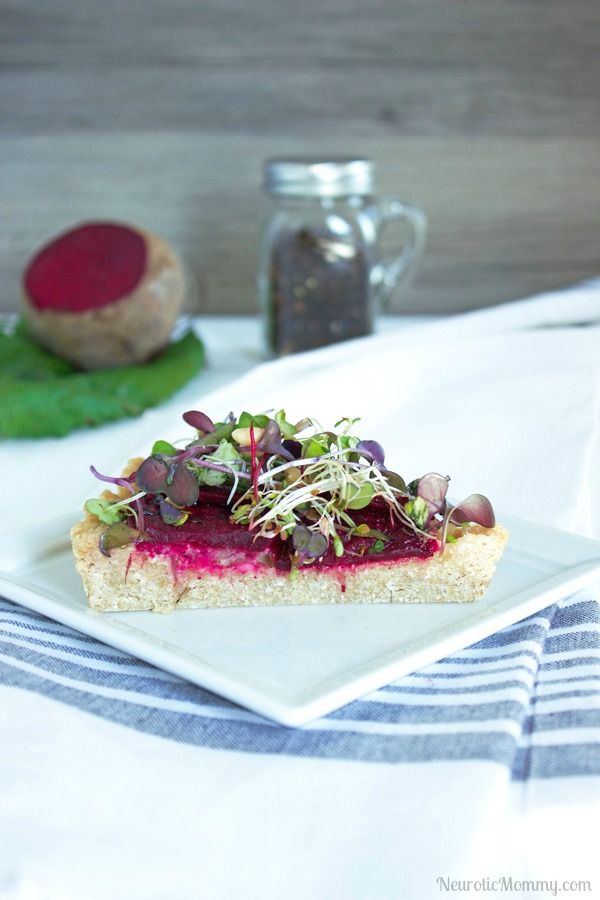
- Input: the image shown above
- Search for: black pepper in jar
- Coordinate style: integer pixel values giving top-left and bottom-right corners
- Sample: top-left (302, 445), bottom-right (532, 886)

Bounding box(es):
top-left (267, 225), bottom-right (372, 356)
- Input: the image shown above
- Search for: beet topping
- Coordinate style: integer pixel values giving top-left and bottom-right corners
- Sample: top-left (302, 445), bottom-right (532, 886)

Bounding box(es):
top-left (136, 488), bottom-right (438, 573)
top-left (24, 222), bottom-right (147, 312)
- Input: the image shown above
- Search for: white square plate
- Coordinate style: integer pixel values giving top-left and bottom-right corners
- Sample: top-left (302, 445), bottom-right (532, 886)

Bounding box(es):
top-left (0, 512), bottom-right (599, 726)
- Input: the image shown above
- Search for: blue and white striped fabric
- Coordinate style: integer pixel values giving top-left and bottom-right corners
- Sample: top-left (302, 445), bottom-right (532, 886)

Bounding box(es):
top-left (2, 589), bottom-right (598, 779)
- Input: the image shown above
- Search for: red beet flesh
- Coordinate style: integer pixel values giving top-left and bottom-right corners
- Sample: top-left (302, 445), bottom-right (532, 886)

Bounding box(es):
top-left (24, 222), bottom-right (147, 312)
top-left (134, 489), bottom-right (437, 575)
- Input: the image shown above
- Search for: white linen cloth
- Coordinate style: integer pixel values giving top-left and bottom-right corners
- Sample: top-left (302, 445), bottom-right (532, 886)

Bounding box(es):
top-left (0, 279), bottom-right (599, 900)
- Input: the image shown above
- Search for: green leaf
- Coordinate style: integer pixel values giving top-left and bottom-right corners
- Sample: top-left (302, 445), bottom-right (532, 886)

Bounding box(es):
top-left (85, 497), bottom-right (123, 525)
top-left (212, 440), bottom-right (242, 463)
top-left (405, 496), bottom-right (429, 528)
top-left (152, 439), bottom-right (178, 456)
top-left (196, 467), bottom-right (227, 486)
top-left (99, 522), bottom-right (140, 557)
top-left (344, 481), bottom-right (375, 510)
top-left (231, 503), bottom-right (252, 523)
top-left (0, 325), bottom-right (204, 439)
top-left (368, 539), bottom-right (386, 553)
top-left (274, 409), bottom-right (297, 438)
top-left (383, 470), bottom-right (407, 493)
top-left (193, 440), bottom-right (242, 485)
top-left (193, 421), bottom-right (236, 447)
top-left (302, 437), bottom-right (329, 459)
top-left (238, 411), bottom-right (269, 429)
top-left (338, 434), bottom-right (359, 451)
top-left (334, 416), bottom-right (360, 429)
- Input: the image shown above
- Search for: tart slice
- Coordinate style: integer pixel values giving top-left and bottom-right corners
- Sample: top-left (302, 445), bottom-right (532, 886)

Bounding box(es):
top-left (71, 409), bottom-right (508, 612)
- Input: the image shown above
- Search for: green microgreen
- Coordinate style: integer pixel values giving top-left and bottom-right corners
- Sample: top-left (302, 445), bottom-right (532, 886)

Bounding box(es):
top-left (343, 481), bottom-right (375, 510)
top-left (369, 539), bottom-right (386, 554)
top-left (99, 521), bottom-right (140, 557)
top-left (85, 497), bottom-right (124, 526)
top-left (238, 411), bottom-right (270, 429)
top-left (152, 439), bottom-right (178, 457)
top-left (274, 409), bottom-right (297, 438)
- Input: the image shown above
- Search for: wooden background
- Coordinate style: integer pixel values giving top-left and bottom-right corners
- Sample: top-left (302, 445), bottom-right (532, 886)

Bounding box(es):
top-left (1, 0), bottom-right (598, 317)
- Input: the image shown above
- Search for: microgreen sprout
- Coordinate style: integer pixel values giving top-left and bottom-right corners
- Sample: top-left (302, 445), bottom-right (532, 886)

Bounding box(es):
top-left (291, 525), bottom-right (328, 566)
top-left (99, 522), bottom-right (140, 558)
top-left (86, 408), bottom-right (497, 566)
top-left (182, 410), bottom-right (215, 434)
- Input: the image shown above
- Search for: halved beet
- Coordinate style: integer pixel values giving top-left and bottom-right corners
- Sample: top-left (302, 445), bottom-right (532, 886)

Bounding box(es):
top-left (24, 222), bottom-right (148, 313)
top-left (21, 221), bottom-right (187, 370)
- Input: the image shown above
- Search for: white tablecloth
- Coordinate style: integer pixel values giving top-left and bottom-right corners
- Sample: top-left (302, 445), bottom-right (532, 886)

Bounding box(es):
top-left (1, 280), bottom-right (599, 900)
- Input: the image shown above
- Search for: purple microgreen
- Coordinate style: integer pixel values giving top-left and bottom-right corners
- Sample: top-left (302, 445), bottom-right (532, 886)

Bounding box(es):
top-left (356, 440), bottom-right (385, 466)
top-left (99, 522), bottom-right (140, 558)
top-left (165, 462), bottom-right (200, 507)
top-left (291, 527), bottom-right (310, 551)
top-left (255, 419), bottom-right (295, 461)
top-left (440, 493), bottom-right (496, 548)
top-left (135, 455), bottom-right (170, 494)
top-left (417, 473), bottom-right (449, 522)
top-left (291, 525), bottom-right (328, 564)
top-left (90, 465), bottom-right (136, 494)
top-left (282, 439), bottom-right (302, 459)
top-left (449, 494), bottom-right (496, 528)
top-left (159, 498), bottom-right (188, 526)
top-left (182, 410), bottom-right (215, 434)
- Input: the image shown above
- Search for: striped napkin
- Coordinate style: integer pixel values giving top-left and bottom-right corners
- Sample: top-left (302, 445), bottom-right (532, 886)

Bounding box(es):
top-left (0, 278), bottom-right (599, 900)
top-left (1, 589), bottom-right (598, 774)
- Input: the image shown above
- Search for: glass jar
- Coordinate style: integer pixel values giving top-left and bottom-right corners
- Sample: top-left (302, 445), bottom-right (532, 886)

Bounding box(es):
top-left (257, 156), bottom-right (427, 356)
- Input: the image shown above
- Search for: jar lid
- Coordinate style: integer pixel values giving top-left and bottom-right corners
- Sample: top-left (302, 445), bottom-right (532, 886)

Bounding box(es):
top-left (263, 156), bottom-right (375, 198)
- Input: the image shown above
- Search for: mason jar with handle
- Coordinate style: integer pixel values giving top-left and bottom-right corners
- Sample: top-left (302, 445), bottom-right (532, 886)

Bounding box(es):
top-left (257, 156), bottom-right (427, 356)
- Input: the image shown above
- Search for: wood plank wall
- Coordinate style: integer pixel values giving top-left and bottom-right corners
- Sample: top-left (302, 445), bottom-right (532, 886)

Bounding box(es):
top-left (1, 0), bottom-right (598, 316)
